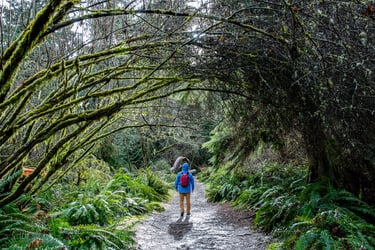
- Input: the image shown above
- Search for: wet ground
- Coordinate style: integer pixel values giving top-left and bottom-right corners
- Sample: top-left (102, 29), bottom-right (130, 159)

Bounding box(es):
top-left (134, 178), bottom-right (271, 249)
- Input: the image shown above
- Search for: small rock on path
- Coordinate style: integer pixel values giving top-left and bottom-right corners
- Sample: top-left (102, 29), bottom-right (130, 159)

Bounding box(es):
top-left (134, 178), bottom-right (271, 249)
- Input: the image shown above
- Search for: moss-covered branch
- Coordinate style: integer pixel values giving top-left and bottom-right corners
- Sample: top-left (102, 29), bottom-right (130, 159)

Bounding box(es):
top-left (0, 0), bottom-right (71, 103)
top-left (0, 38), bottom-right (167, 111)
top-left (0, 121), bottom-right (91, 207)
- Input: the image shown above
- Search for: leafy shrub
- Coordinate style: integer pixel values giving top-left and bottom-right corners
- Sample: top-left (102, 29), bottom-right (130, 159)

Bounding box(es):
top-left (1, 161), bottom-right (171, 249)
top-left (201, 161), bottom-right (375, 249)
top-left (206, 182), bottom-right (242, 202)
top-left (232, 187), bottom-right (266, 208)
top-left (0, 203), bottom-right (67, 249)
top-left (203, 164), bottom-right (253, 202)
top-left (3, 233), bottom-right (66, 250)
top-left (204, 162), bottom-right (303, 203)
top-left (253, 175), bottom-right (375, 249)
top-left (254, 186), bottom-right (300, 232)
top-left (60, 223), bottom-right (134, 249)
top-left (60, 193), bottom-right (115, 226)
top-left (106, 171), bottom-right (166, 202)
top-left (59, 185), bottom-right (156, 226)
top-left (48, 217), bottom-right (135, 249)
top-left (137, 167), bottom-right (169, 198)
top-left (281, 187), bottom-right (375, 250)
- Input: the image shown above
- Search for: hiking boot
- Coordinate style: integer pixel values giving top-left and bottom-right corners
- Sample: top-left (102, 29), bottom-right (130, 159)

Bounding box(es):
top-left (180, 212), bottom-right (184, 217)
top-left (187, 213), bottom-right (190, 216)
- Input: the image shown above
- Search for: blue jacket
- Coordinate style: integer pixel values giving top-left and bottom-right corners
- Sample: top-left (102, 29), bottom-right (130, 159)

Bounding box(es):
top-left (175, 163), bottom-right (194, 194)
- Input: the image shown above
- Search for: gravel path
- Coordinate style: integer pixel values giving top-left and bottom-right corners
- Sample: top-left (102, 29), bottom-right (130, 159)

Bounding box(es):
top-left (134, 178), bottom-right (271, 249)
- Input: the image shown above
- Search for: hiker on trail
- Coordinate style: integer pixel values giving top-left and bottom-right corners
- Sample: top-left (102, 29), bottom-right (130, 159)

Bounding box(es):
top-left (175, 162), bottom-right (194, 218)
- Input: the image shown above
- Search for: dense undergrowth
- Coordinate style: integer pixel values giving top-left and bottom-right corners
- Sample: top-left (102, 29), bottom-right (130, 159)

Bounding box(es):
top-left (0, 158), bottom-right (172, 249)
top-left (199, 162), bottom-right (375, 249)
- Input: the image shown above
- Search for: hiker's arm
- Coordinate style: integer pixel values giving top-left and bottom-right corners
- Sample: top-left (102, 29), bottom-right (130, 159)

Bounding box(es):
top-left (191, 175), bottom-right (195, 192)
top-left (175, 174), bottom-right (179, 190)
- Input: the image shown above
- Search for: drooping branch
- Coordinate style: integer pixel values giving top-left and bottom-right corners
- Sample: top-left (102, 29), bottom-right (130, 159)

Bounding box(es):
top-left (0, 0), bottom-right (70, 103)
top-left (0, 37), bottom-right (167, 111)
top-left (0, 121), bottom-right (91, 207)
top-left (46, 8), bottom-right (287, 45)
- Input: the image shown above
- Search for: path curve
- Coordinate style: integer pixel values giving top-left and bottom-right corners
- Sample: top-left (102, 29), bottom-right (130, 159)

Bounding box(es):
top-left (134, 178), bottom-right (271, 249)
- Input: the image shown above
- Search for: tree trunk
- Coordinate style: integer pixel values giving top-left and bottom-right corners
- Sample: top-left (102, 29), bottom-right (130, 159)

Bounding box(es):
top-left (303, 118), bottom-right (375, 204)
top-left (304, 120), bottom-right (335, 185)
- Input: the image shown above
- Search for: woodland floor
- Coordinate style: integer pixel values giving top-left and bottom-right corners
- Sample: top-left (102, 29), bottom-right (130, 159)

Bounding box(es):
top-left (134, 178), bottom-right (272, 249)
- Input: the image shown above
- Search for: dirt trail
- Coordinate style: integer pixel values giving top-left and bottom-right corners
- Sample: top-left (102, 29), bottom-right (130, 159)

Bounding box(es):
top-left (134, 178), bottom-right (271, 249)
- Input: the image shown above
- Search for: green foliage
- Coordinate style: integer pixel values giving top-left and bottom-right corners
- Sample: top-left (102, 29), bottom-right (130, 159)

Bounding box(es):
top-left (3, 233), bottom-right (66, 250)
top-left (202, 161), bottom-right (375, 250)
top-left (137, 167), bottom-right (169, 198)
top-left (94, 129), bottom-right (148, 170)
top-left (204, 166), bottom-right (247, 202)
top-left (39, 168), bottom-right (170, 249)
top-left (60, 223), bottom-right (134, 250)
top-left (61, 193), bottom-right (115, 226)
top-left (281, 186), bottom-right (375, 250)
top-left (95, 138), bottom-right (124, 169)
top-left (48, 215), bottom-right (135, 249)
top-left (204, 162), bottom-right (304, 204)
top-left (253, 186), bottom-right (300, 233)
top-left (266, 242), bottom-right (283, 250)
top-left (150, 160), bottom-right (176, 183)
top-left (231, 187), bottom-right (266, 208)
top-left (0, 203), bottom-right (67, 249)
top-left (206, 182), bottom-right (242, 202)
top-left (15, 194), bottom-right (52, 214)
top-left (0, 205), bottom-right (42, 244)
top-left (57, 169), bottom-right (170, 227)
top-left (0, 193), bottom-right (127, 249)
top-left (106, 170), bottom-right (168, 203)
top-left (75, 156), bottom-right (113, 187)
top-left (202, 123), bottom-right (232, 166)
top-left (0, 163), bottom-right (171, 249)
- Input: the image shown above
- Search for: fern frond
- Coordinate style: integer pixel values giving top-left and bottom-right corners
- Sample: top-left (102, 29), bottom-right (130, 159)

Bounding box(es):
top-left (290, 219), bottom-right (314, 231)
top-left (62, 223), bottom-right (134, 249)
top-left (317, 229), bottom-right (335, 249)
top-left (3, 232), bottom-right (67, 249)
top-left (295, 229), bottom-right (318, 250)
top-left (0, 208), bottom-right (47, 244)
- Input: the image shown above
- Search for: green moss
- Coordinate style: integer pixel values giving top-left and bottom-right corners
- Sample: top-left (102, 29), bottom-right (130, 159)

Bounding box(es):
top-left (0, 1), bottom-right (68, 102)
